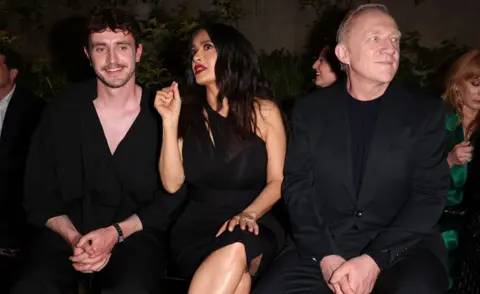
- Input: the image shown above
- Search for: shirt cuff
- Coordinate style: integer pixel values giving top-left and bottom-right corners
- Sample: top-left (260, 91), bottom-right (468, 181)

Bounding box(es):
top-left (364, 250), bottom-right (390, 270)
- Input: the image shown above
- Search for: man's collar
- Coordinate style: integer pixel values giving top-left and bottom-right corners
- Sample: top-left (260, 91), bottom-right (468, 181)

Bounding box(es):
top-left (0, 84), bottom-right (16, 106)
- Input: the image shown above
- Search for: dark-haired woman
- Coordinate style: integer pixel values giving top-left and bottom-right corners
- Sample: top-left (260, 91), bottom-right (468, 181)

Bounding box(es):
top-left (155, 24), bottom-right (286, 294)
top-left (311, 44), bottom-right (344, 88)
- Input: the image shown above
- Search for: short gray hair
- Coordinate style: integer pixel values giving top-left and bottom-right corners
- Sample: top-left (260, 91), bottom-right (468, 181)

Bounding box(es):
top-left (336, 3), bottom-right (390, 43)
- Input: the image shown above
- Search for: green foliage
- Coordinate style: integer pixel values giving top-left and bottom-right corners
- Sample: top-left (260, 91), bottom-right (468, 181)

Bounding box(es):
top-left (208, 0), bottom-right (246, 24)
top-left (136, 4), bottom-right (198, 89)
top-left (136, 0), bottom-right (245, 89)
top-left (1, 0), bottom-right (466, 101)
top-left (259, 49), bottom-right (311, 102)
top-left (396, 32), bottom-right (467, 94)
top-left (27, 58), bottom-right (67, 99)
top-left (0, 30), bottom-right (66, 99)
top-left (2, 0), bottom-right (247, 98)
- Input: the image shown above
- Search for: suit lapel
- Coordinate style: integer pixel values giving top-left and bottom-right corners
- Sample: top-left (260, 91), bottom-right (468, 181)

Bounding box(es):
top-left (0, 90), bottom-right (24, 159)
top-left (357, 84), bottom-right (406, 206)
top-left (342, 92), bottom-right (357, 201)
top-left (322, 83), bottom-right (356, 202)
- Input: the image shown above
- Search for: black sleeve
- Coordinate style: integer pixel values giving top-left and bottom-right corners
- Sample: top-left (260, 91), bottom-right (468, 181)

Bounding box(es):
top-left (282, 98), bottom-right (340, 261)
top-left (136, 188), bottom-right (183, 231)
top-left (363, 100), bottom-right (449, 269)
top-left (23, 105), bottom-right (64, 227)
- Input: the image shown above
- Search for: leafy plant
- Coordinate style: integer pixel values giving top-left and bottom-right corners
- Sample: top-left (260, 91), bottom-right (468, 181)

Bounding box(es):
top-left (27, 57), bottom-right (67, 99)
top-left (2, 0), bottom-right (247, 97)
top-left (206, 0), bottom-right (246, 24)
top-left (396, 31), bottom-right (467, 95)
top-left (2, 0), bottom-right (465, 101)
top-left (136, 0), bottom-right (247, 89)
top-left (259, 49), bottom-right (311, 102)
top-left (136, 4), bottom-right (199, 89)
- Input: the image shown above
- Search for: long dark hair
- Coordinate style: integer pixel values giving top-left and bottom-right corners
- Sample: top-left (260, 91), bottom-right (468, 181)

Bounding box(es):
top-left (179, 23), bottom-right (274, 140)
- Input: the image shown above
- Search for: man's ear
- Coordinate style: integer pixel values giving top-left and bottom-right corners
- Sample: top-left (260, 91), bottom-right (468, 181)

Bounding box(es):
top-left (84, 47), bottom-right (91, 63)
top-left (335, 43), bottom-right (350, 66)
top-left (9, 68), bottom-right (18, 83)
top-left (135, 44), bottom-right (143, 63)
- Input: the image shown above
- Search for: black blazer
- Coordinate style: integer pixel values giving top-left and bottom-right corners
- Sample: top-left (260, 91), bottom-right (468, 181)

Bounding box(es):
top-left (0, 87), bottom-right (44, 247)
top-left (283, 81), bottom-right (449, 270)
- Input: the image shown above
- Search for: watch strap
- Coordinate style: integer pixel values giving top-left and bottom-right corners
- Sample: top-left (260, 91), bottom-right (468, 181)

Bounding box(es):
top-left (113, 223), bottom-right (124, 243)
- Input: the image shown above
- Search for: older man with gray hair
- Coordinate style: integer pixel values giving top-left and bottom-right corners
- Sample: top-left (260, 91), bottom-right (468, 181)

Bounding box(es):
top-left (253, 4), bottom-right (448, 294)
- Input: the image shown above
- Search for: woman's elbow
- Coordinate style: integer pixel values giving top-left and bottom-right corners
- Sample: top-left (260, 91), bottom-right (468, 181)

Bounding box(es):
top-left (161, 176), bottom-right (184, 194)
top-left (164, 185), bottom-right (181, 194)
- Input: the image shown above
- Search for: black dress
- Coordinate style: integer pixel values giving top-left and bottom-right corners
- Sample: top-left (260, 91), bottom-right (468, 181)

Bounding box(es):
top-left (169, 103), bottom-right (285, 280)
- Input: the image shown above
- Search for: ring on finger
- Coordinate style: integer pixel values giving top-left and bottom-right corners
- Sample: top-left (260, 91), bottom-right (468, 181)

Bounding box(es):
top-left (240, 216), bottom-right (255, 224)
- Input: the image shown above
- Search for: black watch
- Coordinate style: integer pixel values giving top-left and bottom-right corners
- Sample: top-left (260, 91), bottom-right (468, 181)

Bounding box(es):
top-left (113, 223), bottom-right (124, 243)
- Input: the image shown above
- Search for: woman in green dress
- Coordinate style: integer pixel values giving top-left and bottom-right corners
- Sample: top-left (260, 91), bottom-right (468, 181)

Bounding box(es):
top-left (441, 48), bottom-right (480, 291)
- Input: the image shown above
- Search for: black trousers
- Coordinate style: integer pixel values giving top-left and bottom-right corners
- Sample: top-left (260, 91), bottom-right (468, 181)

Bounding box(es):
top-left (10, 229), bottom-right (167, 294)
top-left (252, 247), bottom-right (448, 294)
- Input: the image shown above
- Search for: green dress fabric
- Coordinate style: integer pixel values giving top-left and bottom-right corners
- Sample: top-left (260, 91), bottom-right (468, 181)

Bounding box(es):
top-left (442, 111), bottom-right (469, 289)
top-left (445, 112), bottom-right (467, 208)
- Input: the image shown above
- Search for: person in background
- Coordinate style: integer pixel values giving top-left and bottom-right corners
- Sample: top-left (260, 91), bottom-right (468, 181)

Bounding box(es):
top-left (311, 42), bottom-right (345, 88)
top-left (0, 47), bottom-right (44, 293)
top-left (441, 48), bottom-right (480, 290)
top-left (282, 42), bottom-right (346, 120)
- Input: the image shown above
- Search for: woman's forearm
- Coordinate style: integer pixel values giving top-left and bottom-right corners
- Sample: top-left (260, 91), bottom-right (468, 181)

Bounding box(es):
top-left (159, 124), bottom-right (185, 193)
top-left (242, 179), bottom-right (282, 219)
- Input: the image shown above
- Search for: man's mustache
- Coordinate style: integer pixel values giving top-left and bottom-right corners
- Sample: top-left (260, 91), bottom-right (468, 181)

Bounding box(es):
top-left (102, 64), bottom-right (126, 70)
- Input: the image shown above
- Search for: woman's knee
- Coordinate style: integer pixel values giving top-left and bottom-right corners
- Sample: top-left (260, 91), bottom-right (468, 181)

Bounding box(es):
top-left (212, 242), bottom-right (247, 266)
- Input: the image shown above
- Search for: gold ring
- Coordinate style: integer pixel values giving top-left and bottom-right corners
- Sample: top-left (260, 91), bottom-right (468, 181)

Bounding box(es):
top-left (240, 217), bottom-right (255, 224)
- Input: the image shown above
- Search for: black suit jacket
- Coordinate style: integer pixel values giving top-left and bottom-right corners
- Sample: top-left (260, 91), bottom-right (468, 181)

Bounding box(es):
top-left (0, 87), bottom-right (44, 247)
top-left (283, 81), bottom-right (449, 270)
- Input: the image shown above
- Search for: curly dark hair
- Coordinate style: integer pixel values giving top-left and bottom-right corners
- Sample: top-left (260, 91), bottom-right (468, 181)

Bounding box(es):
top-left (85, 8), bottom-right (142, 48)
top-left (180, 23), bottom-right (275, 140)
top-left (0, 47), bottom-right (22, 71)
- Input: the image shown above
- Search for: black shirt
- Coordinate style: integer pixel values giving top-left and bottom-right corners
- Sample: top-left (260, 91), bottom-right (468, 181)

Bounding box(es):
top-left (347, 94), bottom-right (383, 196)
